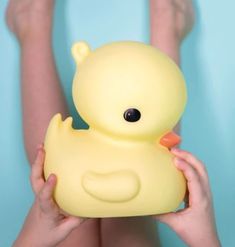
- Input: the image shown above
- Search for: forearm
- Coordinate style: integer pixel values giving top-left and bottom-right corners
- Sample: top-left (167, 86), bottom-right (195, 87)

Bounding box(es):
top-left (181, 219), bottom-right (221, 247)
top-left (181, 232), bottom-right (221, 247)
top-left (13, 237), bottom-right (46, 247)
top-left (13, 236), bottom-right (56, 247)
top-left (12, 206), bottom-right (44, 247)
top-left (21, 37), bottom-right (69, 164)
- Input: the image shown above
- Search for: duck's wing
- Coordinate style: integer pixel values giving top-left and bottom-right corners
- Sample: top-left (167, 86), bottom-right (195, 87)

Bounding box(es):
top-left (82, 170), bottom-right (140, 202)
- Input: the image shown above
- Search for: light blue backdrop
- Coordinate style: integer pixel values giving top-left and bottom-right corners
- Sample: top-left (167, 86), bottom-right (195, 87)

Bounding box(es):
top-left (0, 0), bottom-right (234, 246)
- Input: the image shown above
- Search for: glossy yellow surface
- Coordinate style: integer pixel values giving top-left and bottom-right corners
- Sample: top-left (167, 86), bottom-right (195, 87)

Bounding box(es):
top-left (44, 41), bottom-right (187, 217)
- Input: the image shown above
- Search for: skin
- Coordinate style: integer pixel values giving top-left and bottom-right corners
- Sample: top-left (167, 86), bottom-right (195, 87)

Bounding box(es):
top-left (150, 0), bottom-right (194, 64)
top-left (12, 146), bottom-right (157, 247)
top-left (154, 148), bottom-right (221, 247)
top-left (12, 146), bottom-right (221, 247)
top-left (6, 1), bottom-right (101, 246)
top-left (150, 0), bottom-right (194, 134)
top-left (13, 146), bottom-right (85, 247)
top-left (7, 0), bottom-right (220, 246)
top-left (6, 0), bottom-right (69, 164)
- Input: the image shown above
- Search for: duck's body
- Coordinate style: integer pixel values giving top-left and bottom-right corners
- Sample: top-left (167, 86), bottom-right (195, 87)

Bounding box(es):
top-left (44, 114), bottom-right (185, 217)
top-left (44, 41), bottom-right (187, 217)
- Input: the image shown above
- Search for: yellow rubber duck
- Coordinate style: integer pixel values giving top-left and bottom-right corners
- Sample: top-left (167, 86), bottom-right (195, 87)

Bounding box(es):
top-left (44, 41), bottom-right (187, 217)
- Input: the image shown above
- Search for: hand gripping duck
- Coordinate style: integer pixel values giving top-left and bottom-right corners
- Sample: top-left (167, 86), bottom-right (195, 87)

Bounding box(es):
top-left (44, 41), bottom-right (187, 217)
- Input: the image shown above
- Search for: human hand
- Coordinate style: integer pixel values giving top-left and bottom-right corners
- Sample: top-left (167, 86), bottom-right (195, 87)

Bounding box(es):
top-left (13, 145), bottom-right (84, 247)
top-left (154, 148), bottom-right (221, 247)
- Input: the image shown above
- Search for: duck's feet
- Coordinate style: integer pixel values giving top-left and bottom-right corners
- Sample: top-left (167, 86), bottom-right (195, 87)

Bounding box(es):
top-left (6, 0), bottom-right (55, 44)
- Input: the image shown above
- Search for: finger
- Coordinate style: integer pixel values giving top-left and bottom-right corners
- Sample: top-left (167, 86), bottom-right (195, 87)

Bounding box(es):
top-left (174, 157), bottom-right (204, 206)
top-left (38, 174), bottom-right (59, 217)
top-left (171, 148), bottom-right (208, 179)
top-left (153, 212), bottom-right (178, 229)
top-left (58, 216), bottom-right (86, 237)
top-left (31, 146), bottom-right (46, 194)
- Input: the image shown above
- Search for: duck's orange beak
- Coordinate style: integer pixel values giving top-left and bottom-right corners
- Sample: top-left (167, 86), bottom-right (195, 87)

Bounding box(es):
top-left (160, 131), bottom-right (181, 148)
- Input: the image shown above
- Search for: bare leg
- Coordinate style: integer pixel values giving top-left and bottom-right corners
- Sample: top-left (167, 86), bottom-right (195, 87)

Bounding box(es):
top-left (150, 0), bottom-right (194, 65)
top-left (101, 217), bottom-right (160, 247)
top-left (101, 1), bottom-right (194, 246)
top-left (6, 0), bottom-right (69, 164)
top-left (6, 0), bottom-right (100, 246)
top-left (150, 0), bottom-right (194, 134)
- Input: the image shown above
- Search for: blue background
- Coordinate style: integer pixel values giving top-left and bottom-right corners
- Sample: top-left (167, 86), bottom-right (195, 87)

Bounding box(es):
top-left (0, 0), bottom-right (234, 246)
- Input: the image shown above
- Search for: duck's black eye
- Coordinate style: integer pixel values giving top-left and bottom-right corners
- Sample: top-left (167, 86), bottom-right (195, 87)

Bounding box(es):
top-left (123, 108), bottom-right (141, 122)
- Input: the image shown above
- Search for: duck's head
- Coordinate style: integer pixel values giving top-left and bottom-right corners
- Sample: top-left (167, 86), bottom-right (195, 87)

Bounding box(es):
top-left (72, 41), bottom-right (187, 141)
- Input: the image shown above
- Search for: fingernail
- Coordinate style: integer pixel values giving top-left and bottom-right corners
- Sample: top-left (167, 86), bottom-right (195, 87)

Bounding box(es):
top-left (37, 144), bottom-right (44, 151)
top-left (174, 157), bottom-right (182, 166)
top-left (171, 147), bottom-right (180, 153)
top-left (48, 174), bottom-right (56, 184)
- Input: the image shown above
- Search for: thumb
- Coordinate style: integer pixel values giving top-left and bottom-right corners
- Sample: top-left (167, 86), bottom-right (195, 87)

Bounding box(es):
top-left (153, 212), bottom-right (178, 228)
top-left (58, 216), bottom-right (86, 236)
